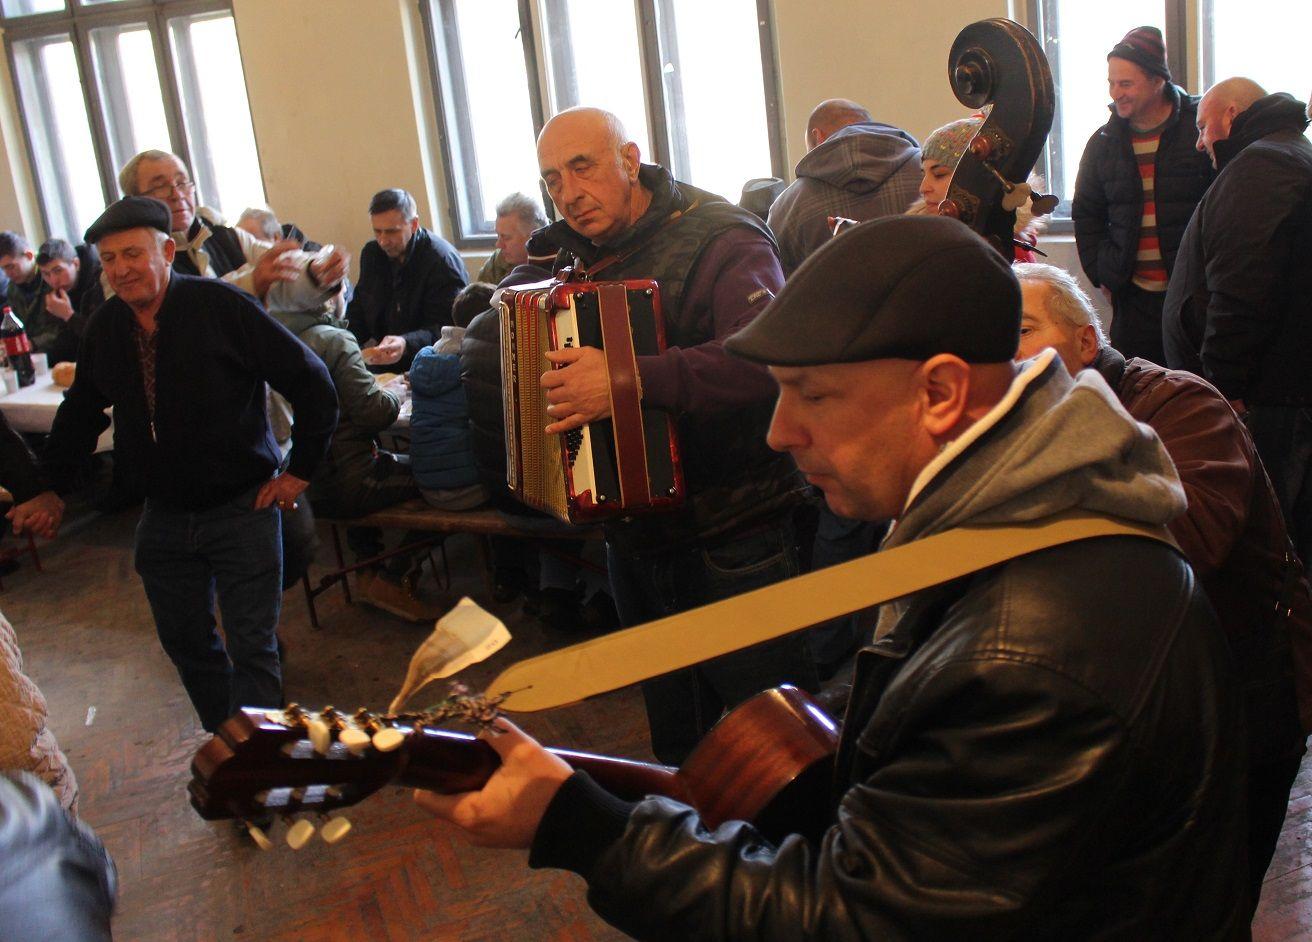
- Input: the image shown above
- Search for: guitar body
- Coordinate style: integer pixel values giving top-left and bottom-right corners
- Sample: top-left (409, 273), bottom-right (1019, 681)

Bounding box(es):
top-left (190, 686), bottom-right (839, 845)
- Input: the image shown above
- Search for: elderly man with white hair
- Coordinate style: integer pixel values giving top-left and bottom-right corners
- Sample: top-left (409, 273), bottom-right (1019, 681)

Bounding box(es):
top-left (1016, 261), bottom-right (1312, 914)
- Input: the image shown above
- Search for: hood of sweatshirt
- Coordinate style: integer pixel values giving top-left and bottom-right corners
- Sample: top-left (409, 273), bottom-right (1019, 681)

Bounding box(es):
top-left (795, 123), bottom-right (921, 195)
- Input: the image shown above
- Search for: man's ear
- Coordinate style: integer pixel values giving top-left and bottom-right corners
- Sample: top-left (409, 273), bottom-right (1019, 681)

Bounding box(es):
top-left (621, 141), bottom-right (641, 180)
top-left (1078, 325), bottom-right (1100, 367)
top-left (918, 354), bottom-right (972, 439)
top-left (162, 237), bottom-right (176, 264)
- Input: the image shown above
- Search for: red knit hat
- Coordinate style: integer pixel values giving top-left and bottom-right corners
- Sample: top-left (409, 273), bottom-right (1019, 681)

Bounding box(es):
top-left (1108, 26), bottom-right (1171, 83)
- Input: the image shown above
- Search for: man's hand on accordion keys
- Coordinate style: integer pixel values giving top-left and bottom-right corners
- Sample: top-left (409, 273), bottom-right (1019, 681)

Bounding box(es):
top-left (541, 345), bottom-right (614, 434)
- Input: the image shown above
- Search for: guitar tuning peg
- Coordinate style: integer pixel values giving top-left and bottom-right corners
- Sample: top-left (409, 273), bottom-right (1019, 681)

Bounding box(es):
top-left (246, 821), bottom-right (274, 851)
top-left (372, 727), bottom-right (406, 753)
top-left (286, 818), bottom-right (316, 851)
top-left (308, 716), bottom-right (332, 755)
top-left (1001, 181), bottom-right (1031, 213)
top-left (321, 817), bottom-right (352, 845)
top-left (339, 727), bottom-right (370, 756)
top-left (1030, 191), bottom-right (1061, 216)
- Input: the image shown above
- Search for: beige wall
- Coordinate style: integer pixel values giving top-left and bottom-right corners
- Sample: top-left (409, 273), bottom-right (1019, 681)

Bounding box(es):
top-left (231, 0), bottom-right (448, 271)
top-left (771, 0), bottom-right (1010, 172)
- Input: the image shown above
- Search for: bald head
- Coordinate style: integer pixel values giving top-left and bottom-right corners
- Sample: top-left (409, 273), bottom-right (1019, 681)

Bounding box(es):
top-left (1196, 77), bottom-right (1268, 167)
top-left (537, 106), bottom-right (648, 245)
top-left (806, 98), bottom-right (874, 151)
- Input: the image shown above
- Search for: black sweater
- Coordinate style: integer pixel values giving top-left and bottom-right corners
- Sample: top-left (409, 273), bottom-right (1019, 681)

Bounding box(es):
top-left (42, 273), bottom-right (337, 510)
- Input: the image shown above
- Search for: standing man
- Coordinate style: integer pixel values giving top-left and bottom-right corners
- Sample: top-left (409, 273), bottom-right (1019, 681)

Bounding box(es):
top-left (416, 218), bottom-right (1249, 938)
top-left (766, 98), bottom-right (920, 273)
top-left (27, 197), bottom-right (337, 733)
top-left (532, 107), bottom-right (816, 764)
top-left (346, 188), bottom-right (467, 372)
top-left (477, 192), bottom-right (549, 285)
top-left (1164, 79), bottom-right (1312, 574)
top-left (1072, 26), bottom-right (1213, 363)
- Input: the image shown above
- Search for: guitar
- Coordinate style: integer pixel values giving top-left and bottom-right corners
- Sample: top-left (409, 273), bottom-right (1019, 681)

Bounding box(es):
top-left (189, 685), bottom-right (839, 849)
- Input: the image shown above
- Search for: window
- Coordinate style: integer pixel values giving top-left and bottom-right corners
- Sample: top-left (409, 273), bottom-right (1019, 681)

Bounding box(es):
top-left (2, 0), bottom-right (264, 243)
top-left (1200, 0), bottom-right (1312, 115)
top-left (422, 0), bottom-right (784, 243)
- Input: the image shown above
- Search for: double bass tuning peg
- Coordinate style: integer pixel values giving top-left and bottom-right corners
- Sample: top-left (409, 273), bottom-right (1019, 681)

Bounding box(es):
top-left (1029, 191), bottom-right (1060, 216)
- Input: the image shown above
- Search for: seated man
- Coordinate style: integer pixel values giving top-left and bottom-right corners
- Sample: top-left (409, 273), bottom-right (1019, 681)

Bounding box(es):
top-left (476, 193), bottom-right (548, 286)
top-left (1015, 261), bottom-right (1311, 912)
top-left (0, 232), bottom-right (48, 329)
top-left (35, 239), bottom-right (105, 365)
top-left (416, 217), bottom-right (1249, 937)
top-left (235, 206), bottom-right (323, 252)
top-left (347, 188), bottom-right (468, 372)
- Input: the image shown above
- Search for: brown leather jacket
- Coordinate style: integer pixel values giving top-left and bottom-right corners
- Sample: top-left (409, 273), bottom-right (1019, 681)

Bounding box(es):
top-left (1096, 347), bottom-right (1312, 745)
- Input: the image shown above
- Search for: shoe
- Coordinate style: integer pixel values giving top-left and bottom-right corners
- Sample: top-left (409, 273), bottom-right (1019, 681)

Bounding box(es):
top-left (359, 573), bottom-right (441, 623)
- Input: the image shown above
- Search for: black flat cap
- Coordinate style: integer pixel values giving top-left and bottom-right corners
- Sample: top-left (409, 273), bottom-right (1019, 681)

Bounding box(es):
top-left (83, 196), bottom-right (172, 245)
top-left (726, 215), bottom-right (1021, 365)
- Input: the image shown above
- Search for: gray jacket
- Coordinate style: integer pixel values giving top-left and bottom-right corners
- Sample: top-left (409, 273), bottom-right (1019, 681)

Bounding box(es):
top-left (767, 123), bottom-right (921, 273)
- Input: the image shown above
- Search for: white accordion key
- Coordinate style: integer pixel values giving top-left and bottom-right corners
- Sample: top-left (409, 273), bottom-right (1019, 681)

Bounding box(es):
top-left (286, 818), bottom-right (316, 850)
top-left (372, 727), bottom-right (405, 753)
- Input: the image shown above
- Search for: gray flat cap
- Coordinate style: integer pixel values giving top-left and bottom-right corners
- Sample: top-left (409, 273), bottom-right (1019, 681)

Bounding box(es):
top-left (84, 196), bottom-right (172, 245)
top-left (726, 215), bottom-right (1021, 365)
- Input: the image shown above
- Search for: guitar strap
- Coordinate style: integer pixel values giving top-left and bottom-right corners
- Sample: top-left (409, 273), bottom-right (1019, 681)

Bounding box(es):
top-left (489, 511), bottom-right (1176, 712)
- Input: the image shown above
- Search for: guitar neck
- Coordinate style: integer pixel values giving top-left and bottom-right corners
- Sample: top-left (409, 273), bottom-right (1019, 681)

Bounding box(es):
top-left (401, 727), bottom-right (685, 804)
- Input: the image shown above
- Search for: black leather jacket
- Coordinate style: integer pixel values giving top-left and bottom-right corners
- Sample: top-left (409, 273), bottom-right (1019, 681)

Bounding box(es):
top-left (529, 359), bottom-right (1250, 939)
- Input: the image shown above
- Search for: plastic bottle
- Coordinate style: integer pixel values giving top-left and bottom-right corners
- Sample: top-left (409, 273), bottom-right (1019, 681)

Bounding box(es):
top-left (1, 306), bottom-right (35, 387)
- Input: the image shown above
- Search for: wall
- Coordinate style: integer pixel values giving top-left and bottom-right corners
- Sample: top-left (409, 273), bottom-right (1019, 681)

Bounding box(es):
top-left (231, 0), bottom-right (446, 272)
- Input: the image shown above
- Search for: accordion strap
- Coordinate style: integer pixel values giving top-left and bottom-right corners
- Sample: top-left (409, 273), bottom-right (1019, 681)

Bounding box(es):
top-left (597, 283), bottom-right (650, 507)
top-left (581, 200), bottom-right (701, 280)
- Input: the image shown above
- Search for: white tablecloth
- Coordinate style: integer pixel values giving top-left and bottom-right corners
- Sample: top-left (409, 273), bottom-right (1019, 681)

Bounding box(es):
top-left (0, 378), bottom-right (114, 453)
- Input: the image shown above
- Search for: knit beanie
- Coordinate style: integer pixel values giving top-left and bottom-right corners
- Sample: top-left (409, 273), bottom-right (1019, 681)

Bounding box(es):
top-left (921, 115), bottom-right (984, 168)
top-left (1108, 26), bottom-right (1171, 83)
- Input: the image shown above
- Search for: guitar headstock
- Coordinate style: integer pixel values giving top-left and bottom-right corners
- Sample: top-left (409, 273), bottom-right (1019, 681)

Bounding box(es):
top-left (189, 699), bottom-right (503, 849)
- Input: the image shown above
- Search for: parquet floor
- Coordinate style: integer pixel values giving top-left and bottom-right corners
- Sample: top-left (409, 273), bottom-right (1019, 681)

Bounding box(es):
top-left (3, 503), bottom-right (1312, 940)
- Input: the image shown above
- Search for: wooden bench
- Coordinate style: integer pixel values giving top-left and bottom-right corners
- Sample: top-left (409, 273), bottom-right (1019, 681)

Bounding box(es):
top-left (301, 499), bottom-right (602, 628)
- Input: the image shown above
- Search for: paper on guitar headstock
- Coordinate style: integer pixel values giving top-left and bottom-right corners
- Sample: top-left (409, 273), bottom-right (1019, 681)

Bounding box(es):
top-left (389, 597), bottom-right (511, 713)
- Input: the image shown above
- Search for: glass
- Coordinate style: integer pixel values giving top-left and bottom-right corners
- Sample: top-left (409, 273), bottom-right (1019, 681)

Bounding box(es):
top-left (143, 177), bottom-right (195, 199)
top-left (167, 11), bottom-right (265, 218)
top-left (434, 0), bottom-right (543, 234)
top-left (658, 0), bottom-right (773, 200)
top-left (10, 34), bottom-right (106, 241)
top-left (540, 0), bottom-right (653, 159)
top-left (1036, 0), bottom-right (1166, 217)
top-left (0, 0), bottom-right (63, 16)
top-left (1203, 0), bottom-right (1312, 142)
top-left (88, 21), bottom-right (173, 182)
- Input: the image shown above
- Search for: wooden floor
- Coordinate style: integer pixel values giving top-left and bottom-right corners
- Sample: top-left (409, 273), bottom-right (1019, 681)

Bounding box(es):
top-left (3, 503), bottom-right (1312, 940)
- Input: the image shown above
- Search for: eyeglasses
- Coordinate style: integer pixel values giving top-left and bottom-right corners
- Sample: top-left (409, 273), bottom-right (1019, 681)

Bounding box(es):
top-left (143, 178), bottom-right (195, 199)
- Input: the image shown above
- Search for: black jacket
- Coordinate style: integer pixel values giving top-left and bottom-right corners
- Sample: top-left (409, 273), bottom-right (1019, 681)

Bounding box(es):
top-left (0, 410), bottom-right (47, 504)
top-left (1163, 93), bottom-right (1312, 404)
top-left (1072, 85), bottom-right (1214, 292)
top-left (42, 273), bottom-right (337, 511)
top-left (345, 227), bottom-right (468, 371)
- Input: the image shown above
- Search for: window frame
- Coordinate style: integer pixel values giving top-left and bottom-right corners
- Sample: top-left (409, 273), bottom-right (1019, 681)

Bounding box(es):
top-left (1021, 0), bottom-right (1191, 231)
top-left (420, 0), bottom-right (786, 247)
top-left (2, 0), bottom-right (247, 239)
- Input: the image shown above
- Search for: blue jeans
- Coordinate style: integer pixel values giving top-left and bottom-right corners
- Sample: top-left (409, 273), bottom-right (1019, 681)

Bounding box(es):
top-left (607, 518), bottom-right (820, 765)
top-left (134, 489), bottom-right (283, 731)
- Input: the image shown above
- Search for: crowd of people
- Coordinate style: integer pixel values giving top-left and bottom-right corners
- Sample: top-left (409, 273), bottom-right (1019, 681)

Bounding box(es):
top-left (2, 19), bottom-right (1312, 939)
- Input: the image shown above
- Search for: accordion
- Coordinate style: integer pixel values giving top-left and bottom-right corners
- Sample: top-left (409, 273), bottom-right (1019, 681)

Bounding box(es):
top-left (499, 276), bottom-right (685, 524)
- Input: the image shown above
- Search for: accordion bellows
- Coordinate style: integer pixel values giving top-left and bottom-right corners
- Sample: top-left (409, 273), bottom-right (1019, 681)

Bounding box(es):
top-left (499, 276), bottom-right (685, 524)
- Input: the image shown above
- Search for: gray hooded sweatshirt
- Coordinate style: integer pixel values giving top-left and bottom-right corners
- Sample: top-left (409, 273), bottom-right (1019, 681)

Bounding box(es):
top-left (877, 350), bottom-right (1186, 635)
top-left (767, 122), bottom-right (921, 274)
